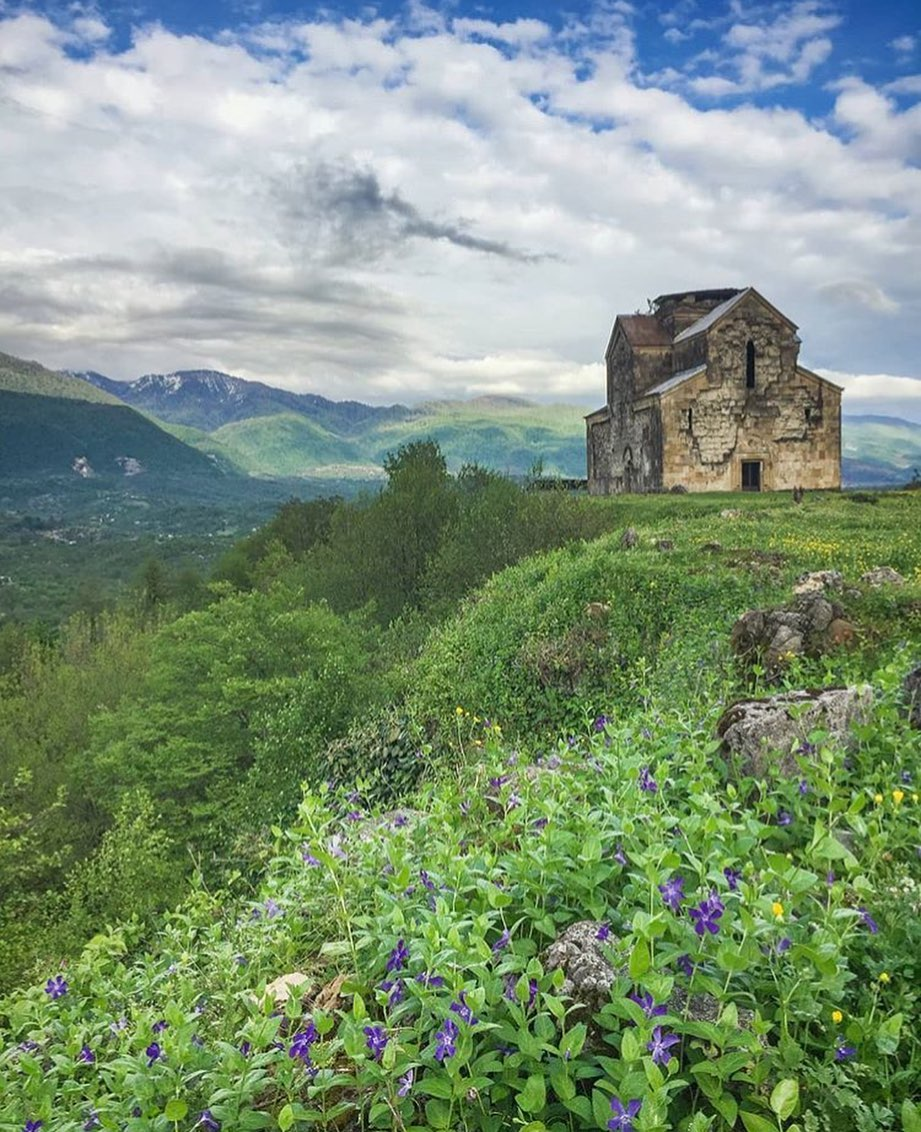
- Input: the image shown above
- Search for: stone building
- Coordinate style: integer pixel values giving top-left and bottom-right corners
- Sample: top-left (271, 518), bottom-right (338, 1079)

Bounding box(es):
top-left (586, 287), bottom-right (842, 494)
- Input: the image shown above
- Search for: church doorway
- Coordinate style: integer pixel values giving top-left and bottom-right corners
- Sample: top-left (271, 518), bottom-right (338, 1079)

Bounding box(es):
top-left (741, 460), bottom-right (762, 491)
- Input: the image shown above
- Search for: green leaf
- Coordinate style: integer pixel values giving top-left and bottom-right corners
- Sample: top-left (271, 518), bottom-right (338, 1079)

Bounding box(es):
top-left (740, 1112), bottom-right (777, 1132)
top-left (902, 1099), bottom-right (921, 1132)
top-left (715, 943), bottom-right (751, 973)
top-left (518, 1074), bottom-right (546, 1114)
top-left (417, 1076), bottom-right (453, 1099)
top-left (425, 1099), bottom-right (451, 1129)
top-left (352, 992), bottom-right (366, 1021)
top-left (629, 938), bottom-right (650, 980)
top-left (580, 834), bottom-right (602, 863)
top-left (560, 1022), bottom-right (587, 1060)
top-left (770, 1078), bottom-right (799, 1121)
top-left (621, 1028), bottom-right (641, 1062)
top-left (593, 1088), bottom-right (614, 1130)
top-left (164, 1099), bottom-right (188, 1123)
top-left (712, 1092), bottom-right (738, 1127)
top-left (277, 1104), bottom-right (294, 1132)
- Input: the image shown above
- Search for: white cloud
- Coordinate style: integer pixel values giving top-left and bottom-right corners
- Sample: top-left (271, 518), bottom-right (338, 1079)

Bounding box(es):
top-left (0, 6), bottom-right (918, 405)
top-left (820, 370), bottom-right (921, 422)
top-left (890, 34), bottom-right (916, 58)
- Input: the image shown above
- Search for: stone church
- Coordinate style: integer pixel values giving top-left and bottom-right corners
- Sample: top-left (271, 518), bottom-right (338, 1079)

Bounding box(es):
top-left (586, 287), bottom-right (842, 494)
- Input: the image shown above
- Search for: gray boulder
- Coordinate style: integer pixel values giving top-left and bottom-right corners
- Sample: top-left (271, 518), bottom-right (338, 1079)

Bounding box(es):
top-left (730, 592), bottom-right (856, 679)
top-left (860, 566), bottom-right (905, 587)
top-left (542, 921), bottom-right (620, 1016)
top-left (717, 686), bottom-right (874, 777)
top-left (904, 664), bottom-right (921, 729)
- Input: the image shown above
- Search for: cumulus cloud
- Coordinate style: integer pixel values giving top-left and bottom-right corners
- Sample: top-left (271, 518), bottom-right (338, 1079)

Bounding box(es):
top-left (0, 3), bottom-right (919, 405)
top-left (819, 370), bottom-right (921, 423)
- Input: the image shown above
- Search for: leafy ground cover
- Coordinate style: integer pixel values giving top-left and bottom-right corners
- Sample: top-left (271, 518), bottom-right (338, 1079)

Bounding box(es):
top-left (2, 482), bottom-right (921, 1130)
top-left (2, 685), bottom-right (919, 1131)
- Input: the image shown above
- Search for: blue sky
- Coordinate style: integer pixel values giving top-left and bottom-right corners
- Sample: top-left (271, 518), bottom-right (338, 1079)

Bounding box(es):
top-left (1, 0), bottom-right (920, 417)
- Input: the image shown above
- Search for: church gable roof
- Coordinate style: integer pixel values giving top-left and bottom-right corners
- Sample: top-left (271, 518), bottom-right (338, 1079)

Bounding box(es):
top-left (618, 314), bottom-right (672, 348)
top-left (673, 286), bottom-right (798, 344)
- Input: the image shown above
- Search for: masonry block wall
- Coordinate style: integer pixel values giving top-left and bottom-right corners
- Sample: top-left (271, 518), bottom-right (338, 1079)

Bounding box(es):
top-left (586, 288), bottom-right (842, 495)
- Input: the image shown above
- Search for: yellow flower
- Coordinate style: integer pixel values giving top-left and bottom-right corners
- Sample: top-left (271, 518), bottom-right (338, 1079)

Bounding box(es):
top-left (455, 706), bottom-right (464, 716)
top-left (874, 793), bottom-right (883, 804)
top-left (893, 789), bottom-right (905, 805)
top-left (772, 901), bottom-right (784, 920)
top-left (879, 971), bottom-right (891, 984)
top-left (832, 1009), bottom-right (843, 1024)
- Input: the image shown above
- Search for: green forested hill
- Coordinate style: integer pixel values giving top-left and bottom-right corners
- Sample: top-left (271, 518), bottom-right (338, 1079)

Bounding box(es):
top-left (0, 351), bottom-right (122, 403)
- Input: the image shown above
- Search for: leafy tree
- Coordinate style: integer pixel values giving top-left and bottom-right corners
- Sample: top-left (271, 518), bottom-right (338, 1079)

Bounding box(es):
top-left (85, 586), bottom-right (377, 858)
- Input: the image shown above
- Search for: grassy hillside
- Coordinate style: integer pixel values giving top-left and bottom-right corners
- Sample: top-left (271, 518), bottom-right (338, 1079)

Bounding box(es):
top-left (0, 352), bottom-right (121, 403)
top-left (210, 412), bottom-right (366, 476)
top-left (1, 488), bottom-right (919, 1130)
top-left (0, 390), bottom-right (223, 480)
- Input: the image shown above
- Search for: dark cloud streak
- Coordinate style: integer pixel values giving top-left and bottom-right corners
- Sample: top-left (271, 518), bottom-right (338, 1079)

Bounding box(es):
top-left (277, 162), bottom-right (551, 265)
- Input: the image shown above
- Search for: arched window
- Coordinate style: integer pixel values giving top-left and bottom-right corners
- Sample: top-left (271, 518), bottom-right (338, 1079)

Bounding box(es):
top-left (623, 445), bottom-right (633, 467)
top-left (686, 406), bottom-right (693, 431)
top-left (746, 340), bottom-right (756, 388)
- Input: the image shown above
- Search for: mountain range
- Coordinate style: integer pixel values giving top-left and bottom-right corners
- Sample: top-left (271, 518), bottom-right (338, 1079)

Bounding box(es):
top-left (1, 352), bottom-right (918, 490)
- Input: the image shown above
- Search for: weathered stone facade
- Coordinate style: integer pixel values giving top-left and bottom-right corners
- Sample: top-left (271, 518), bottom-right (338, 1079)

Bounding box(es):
top-left (587, 288), bottom-right (842, 494)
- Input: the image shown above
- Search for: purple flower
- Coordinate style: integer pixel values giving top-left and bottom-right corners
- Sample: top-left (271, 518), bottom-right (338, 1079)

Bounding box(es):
top-left (492, 929), bottom-right (511, 954)
top-left (83, 1110), bottom-right (101, 1131)
top-left (145, 1042), bottom-right (162, 1066)
top-left (392, 813), bottom-right (409, 828)
top-left (289, 1022), bottom-right (319, 1064)
top-left (777, 810), bottom-right (793, 827)
top-left (596, 923), bottom-right (612, 941)
top-left (638, 766), bottom-right (658, 794)
top-left (798, 779), bottom-right (809, 795)
top-left (44, 975), bottom-right (68, 999)
top-left (613, 843), bottom-right (628, 866)
top-left (19, 1040), bottom-right (40, 1052)
top-left (628, 991), bottom-right (667, 1019)
top-left (364, 1025), bottom-right (389, 1061)
top-left (327, 834), bottom-right (347, 860)
top-left (460, 800), bottom-right (471, 815)
top-left (532, 817), bottom-right (549, 832)
top-left (191, 1035), bottom-right (205, 1049)
top-left (434, 1017), bottom-right (459, 1061)
top-left (387, 938), bottom-right (409, 972)
top-left (658, 875), bottom-right (685, 912)
top-left (776, 937), bottom-right (792, 954)
top-left (506, 792), bottom-right (522, 809)
top-left (152, 1020), bottom-right (168, 1034)
top-left (608, 1096), bottom-right (642, 1132)
top-left (689, 891), bottom-right (725, 936)
top-left (723, 866), bottom-right (741, 891)
top-left (593, 714), bottom-right (609, 732)
top-left (826, 871), bottom-right (836, 886)
top-left (450, 991), bottom-right (478, 1026)
top-left (489, 775), bottom-right (510, 790)
top-left (77, 1044), bottom-right (95, 1064)
top-left (504, 974), bottom-right (518, 1002)
top-left (397, 1067), bottom-right (415, 1096)
top-left (835, 1040), bottom-right (856, 1061)
top-left (381, 979), bottom-right (405, 1007)
top-left (415, 972), bottom-right (445, 988)
top-left (546, 754), bottom-right (562, 770)
top-left (346, 810), bottom-right (363, 821)
top-left (198, 1112), bottom-right (220, 1131)
top-left (676, 954), bottom-right (694, 978)
top-left (240, 1041), bottom-right (252, 1057)
top-left (264, 898), bottom-right (282, 919)
top-left (301, 846), bottom-right (320, 866)
top-left (647, 1026), bottom-right (680, 1066)
top-left (24, 1122), bottom-right (43, 1132)
top-left (901, 769), bottom-right (912, 784)
top-left (420, 870), bottom-right (436, 892)
top-left (859, 908), bottom-right (879, 934)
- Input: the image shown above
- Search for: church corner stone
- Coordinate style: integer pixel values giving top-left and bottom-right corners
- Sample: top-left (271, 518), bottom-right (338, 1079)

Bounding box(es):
top-left (586, 287), bottom-right (843, 495)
